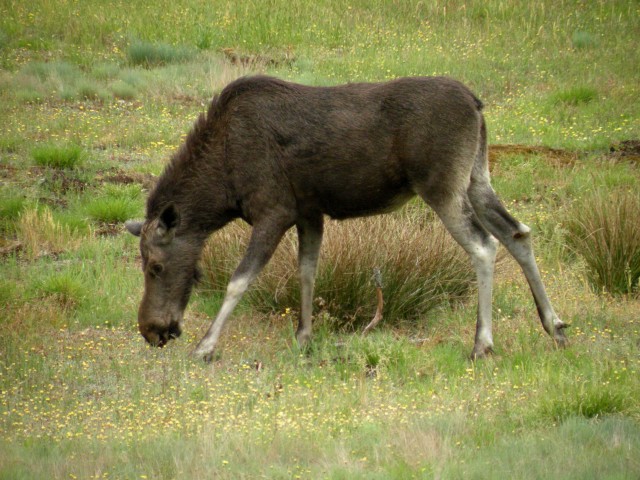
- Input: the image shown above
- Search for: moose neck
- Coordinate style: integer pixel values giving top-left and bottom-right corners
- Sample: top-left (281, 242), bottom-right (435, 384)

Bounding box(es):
top-left (148, 144), bottom-right (236, 239)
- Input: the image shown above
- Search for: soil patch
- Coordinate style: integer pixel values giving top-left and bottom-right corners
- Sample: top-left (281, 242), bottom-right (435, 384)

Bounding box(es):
top-left (489, 144), bottom-right (579, 166)
top-left (609, 140), bottom-right (640, 163)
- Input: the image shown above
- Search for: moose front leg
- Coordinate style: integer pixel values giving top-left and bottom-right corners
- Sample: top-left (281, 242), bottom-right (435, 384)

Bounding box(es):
top-left (193, 219), bottom-right (290, 362)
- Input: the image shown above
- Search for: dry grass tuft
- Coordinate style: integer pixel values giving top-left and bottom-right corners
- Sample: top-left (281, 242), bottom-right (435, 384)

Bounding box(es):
top-left (565, 189), bottom-right (640, 296)
top-left (17, 208), bottom-right (84, 260)
top-left (201, 206), bottom-right (474, 328)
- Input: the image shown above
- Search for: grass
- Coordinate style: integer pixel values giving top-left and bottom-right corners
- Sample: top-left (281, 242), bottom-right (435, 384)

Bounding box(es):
top-left (0, 0), bottom-right (639, 478)
top-left (127, 40), bottom-right (195, 67)
top-left (552, 86), bottom-right (598, 106)
top-left (202, 208), bottom-right (474, 328)
top-left (31, 144), bottom-right (84, 169)
top-left (83, 195), bottom-right (141, 224)
top-left (565, 189), bottom-right (640, 295)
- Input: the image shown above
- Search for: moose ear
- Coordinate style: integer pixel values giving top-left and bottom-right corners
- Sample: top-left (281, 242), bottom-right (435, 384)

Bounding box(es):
top-left (125, 220), bottom-right (143, 237)
top-left (156, 204), bottom-right (180, 240)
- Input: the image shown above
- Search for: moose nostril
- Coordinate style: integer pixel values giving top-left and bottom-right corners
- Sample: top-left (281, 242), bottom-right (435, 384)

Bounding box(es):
top-left (169, 324), bottom-right (182, 339)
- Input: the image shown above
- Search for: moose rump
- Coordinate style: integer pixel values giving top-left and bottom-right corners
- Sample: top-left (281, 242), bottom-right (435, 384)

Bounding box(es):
top-left (126, 75), bottom-right (568, 360)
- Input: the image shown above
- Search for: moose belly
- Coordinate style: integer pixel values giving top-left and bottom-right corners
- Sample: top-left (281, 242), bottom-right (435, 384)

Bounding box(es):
top-left (311, 181), bottom-right (415, 219)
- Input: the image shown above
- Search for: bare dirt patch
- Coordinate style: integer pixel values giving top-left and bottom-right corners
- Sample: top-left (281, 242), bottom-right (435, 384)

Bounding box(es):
top-left (609, 140), bottom-right (640, 163)
top-left (489, 144), bottom-right (579, 166)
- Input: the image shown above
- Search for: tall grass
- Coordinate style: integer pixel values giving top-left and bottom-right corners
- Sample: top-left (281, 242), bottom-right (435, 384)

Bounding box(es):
top-left (202, 206), bottom-right (474, 328)
top-left (16, 207), bottom-right (83, 259)
top-left (565, 189), bottom-right (640, 295)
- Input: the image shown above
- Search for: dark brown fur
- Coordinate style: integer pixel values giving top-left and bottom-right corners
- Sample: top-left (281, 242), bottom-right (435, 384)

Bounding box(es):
top-left (127, 75), bottom-right (567, 358)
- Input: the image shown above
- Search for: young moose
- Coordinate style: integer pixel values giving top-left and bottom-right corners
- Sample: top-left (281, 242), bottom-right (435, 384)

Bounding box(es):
top-left (126, 75), bottom-right (568, 361)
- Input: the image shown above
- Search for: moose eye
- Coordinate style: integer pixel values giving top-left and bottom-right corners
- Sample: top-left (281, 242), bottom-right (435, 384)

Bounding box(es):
top-left (149, 263), bottom-right (164, 278)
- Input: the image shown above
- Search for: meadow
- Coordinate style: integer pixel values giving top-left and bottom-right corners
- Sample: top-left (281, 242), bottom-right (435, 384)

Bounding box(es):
top-left (1, 0), bottom-right (639, 478)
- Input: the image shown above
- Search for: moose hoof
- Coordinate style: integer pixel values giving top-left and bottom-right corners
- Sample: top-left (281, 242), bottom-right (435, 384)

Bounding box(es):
top-left (296, 331), bottom-right (311, 348)
top-left (470, 344), bottom-right (494, 361)
top-left (193, 347), bottom-right (218, 364)
top-left (554, 322), bottom-right (570, 349)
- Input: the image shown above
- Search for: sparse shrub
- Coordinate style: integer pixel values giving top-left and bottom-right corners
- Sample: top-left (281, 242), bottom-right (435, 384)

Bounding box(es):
top-left (31, 144), bottom-right (84, 169)
top-left (201, 206), bottom-right (474, 328)
top-left (565, 189), bottom-right (640, 295)
top-left (127, 40), bottom-right (194, 67)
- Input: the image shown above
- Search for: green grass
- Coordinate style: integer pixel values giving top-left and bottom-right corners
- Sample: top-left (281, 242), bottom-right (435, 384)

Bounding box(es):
top-left (552, 86), bottom-right (598, 106)
top-left (127, 40), bottom-right (195, 67)
top-left (31, 144), bottom-right (85, 169)
top-left (84, 196), bottom-right (140, 224)
top-left (1, 0), bottom-right (639, 478)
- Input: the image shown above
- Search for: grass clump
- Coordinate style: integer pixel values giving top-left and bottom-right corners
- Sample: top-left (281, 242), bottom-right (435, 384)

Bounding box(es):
top-left (16, 207), bottom-right (83, 259)
top-left (565, 189), bottom-right (640, 296)
top-left (31, 144), bottom-right (84, 169)
top-left (110, 80), bottom-right (138, 100)
top-left (541, 384), bottom-right (631, 422)
top-left (127, 40), bottom-right (195, 67)
top-left (551, 86), bottom-right (598, 106)
top-left (0, 192), bottom-right (26, 224)
top-left (34, 272), bottom-right (86, 308)
top-left (202, 205), bottom-right (474, 328)
top-left (83, 184), bottom-right (142, 224)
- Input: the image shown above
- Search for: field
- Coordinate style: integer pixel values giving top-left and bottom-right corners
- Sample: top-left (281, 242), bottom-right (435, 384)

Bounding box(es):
top-left (1, 0), bottom-right (639, 478)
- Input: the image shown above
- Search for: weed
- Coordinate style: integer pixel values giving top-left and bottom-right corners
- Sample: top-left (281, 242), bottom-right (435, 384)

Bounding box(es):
top-left (31, 144), bottom-right (84, 169)
top-left (0, 28), bottom-right (7, 50)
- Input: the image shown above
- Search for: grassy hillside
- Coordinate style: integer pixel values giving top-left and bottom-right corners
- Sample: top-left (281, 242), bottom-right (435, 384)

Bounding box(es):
top-left (1, 1), bottom-right (639, 478)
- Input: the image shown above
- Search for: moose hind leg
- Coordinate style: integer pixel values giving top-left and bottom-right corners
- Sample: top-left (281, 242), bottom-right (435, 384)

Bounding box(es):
top-left (469, 182), bottom-right (568, 347)
top-left (296, 216), bottom-right (323, 347)
top-left (426, 193), bottom-right (499, 359)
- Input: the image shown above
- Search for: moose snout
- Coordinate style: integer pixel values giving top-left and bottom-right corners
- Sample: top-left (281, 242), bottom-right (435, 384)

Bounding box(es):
top-left (139, 321), bottom-right (182, 347)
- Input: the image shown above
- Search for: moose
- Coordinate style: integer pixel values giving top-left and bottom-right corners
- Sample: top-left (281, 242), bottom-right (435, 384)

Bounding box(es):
top-left (126, 75), bottom-right (568, 361)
